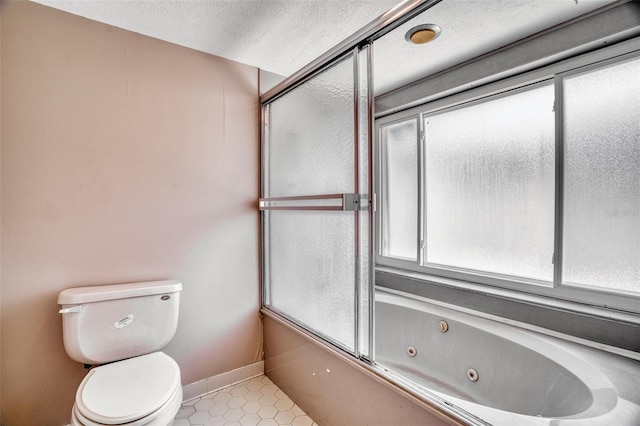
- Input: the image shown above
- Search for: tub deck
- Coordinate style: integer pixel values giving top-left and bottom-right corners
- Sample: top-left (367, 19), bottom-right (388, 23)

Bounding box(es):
top-left (375, 289), bottom-right (640, 425)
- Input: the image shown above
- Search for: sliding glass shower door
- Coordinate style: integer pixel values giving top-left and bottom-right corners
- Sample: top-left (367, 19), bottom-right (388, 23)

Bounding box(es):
top-left (260, 48), bottom-right (372, 358)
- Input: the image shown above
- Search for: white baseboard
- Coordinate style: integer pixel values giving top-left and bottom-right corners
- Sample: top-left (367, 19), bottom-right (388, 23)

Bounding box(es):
top-left (182, 360), bottom-right (265, 402)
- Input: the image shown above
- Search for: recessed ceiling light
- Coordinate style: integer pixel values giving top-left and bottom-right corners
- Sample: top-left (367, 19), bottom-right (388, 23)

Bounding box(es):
top-left (405, 24), bottom-right (441, 45)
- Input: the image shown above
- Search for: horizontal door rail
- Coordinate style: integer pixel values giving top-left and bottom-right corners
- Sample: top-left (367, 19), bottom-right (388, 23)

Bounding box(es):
top-left (259, 193), bottom-right (365, 211)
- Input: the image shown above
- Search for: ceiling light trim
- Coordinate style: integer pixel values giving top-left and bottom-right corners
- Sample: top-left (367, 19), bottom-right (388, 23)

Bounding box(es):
top-left (405, 24), bottom-right (441, 44)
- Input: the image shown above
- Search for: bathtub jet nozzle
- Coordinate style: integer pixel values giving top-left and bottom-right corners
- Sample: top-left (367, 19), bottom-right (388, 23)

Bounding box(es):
top-left (467, 368), bottom-right (479, 382)
top-left (407, 346), bottom-right (418, 357)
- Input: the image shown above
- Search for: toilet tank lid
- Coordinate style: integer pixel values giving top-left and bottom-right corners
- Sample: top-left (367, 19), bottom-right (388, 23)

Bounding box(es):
top-left (58, 280), bottom-right (182, 305)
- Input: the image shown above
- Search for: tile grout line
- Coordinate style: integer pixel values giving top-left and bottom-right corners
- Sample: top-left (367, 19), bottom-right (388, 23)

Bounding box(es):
top-left (174, 374), bottom-right (319, 426)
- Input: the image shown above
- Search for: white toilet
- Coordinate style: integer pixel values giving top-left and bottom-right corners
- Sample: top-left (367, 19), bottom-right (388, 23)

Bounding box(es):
top-left (58, 280), bottom-right (183, 426)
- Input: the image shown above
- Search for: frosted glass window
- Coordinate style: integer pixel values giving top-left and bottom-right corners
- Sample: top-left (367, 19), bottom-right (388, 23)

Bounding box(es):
top-left (266, 210), bottom-right (355, 350)
top-left (424, 84), bottom-right (555, 281)
top-left (266, 57), bottom-right (354, 197)
top-left (380, 119), bottom-right (418, 260)
top-left (563, 57), bottom-right (640, 292)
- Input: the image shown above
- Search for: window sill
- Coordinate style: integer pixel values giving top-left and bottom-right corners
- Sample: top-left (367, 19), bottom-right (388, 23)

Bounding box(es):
top-left (375, 265), bottom-right (640, 359)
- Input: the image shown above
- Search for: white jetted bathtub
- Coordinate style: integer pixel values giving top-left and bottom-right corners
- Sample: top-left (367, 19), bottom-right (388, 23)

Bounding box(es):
top-left (375, 289), bottom-right (640, 425)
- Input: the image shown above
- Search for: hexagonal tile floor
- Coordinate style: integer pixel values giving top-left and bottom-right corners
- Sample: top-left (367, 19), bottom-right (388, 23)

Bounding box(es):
top-left (173, 375), bottom-right (318, 426)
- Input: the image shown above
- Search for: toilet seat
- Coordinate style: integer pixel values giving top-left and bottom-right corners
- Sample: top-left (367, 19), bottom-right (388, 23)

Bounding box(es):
top-left (73, 352), bottom-right (181, 425)
top-left (72, 384), bottom-right (181, 426)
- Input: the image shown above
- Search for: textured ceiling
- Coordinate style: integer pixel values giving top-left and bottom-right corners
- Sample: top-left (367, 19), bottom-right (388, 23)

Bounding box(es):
top-left (34, 0), bottom-right (619, 94)
top-left (33, 0), bottom-right (400, 76)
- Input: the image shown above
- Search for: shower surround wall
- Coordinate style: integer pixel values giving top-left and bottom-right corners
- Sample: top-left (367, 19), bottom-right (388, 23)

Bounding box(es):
top-left (0, 2), bottom-right (260, 424)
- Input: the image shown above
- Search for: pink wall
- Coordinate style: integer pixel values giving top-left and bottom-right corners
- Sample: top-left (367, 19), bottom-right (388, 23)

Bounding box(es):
top-left (0, 2), bottom-right (260, 424)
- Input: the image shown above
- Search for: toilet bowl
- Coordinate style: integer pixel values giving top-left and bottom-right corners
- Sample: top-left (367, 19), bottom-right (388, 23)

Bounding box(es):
top-left (70, 352), bottom-right (182, 426)
top-left (59, 281), bottom-right (183, 426)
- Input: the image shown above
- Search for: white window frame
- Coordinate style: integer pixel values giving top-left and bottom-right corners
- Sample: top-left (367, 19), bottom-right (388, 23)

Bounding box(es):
top-left (375, 40), bottom-right (640, 315)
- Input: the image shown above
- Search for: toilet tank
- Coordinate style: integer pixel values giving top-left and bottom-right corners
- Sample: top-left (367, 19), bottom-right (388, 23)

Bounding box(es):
top-left (58, 280), bottom-right (182, 365)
